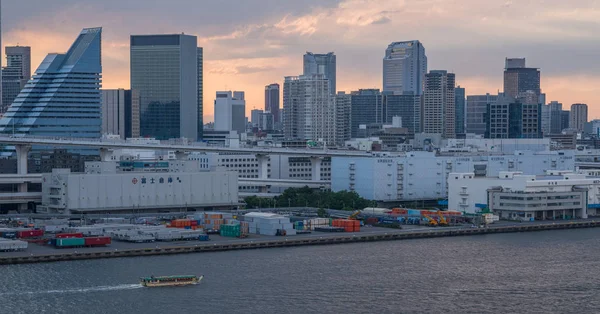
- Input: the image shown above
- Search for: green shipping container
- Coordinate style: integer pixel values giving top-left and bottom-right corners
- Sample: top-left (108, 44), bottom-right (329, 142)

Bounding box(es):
top-left (56, 238), bottom-right (85, 247)
top-left (220, 224), bottom-right (241, 237)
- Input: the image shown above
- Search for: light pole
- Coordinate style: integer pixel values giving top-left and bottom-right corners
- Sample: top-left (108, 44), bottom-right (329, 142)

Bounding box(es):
top-left (288, 198), bottom-right (291, 208)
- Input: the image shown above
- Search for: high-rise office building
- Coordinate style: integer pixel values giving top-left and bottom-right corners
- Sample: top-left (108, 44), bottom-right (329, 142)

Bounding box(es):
top-left (546, 101), bottom-right (563, 134)
top-left (214, 91), bottom-right (246, 136)
top-left (485, 93), bottom-right (541, 139)
top-left (423, 70), bottom-right (456, 138)
top-left (455, 86), bottom-right (465, 135)
top-left (303, 52), bottom-right (336, 95)
top-left (503, 58), bottom-right (541, 100)
top-left (101, 89), bottom-right (140, 139)
top-left (0, 28), bottom-right (102, 138)
top-left (335, 92), bottom-right (351, 145)
top-left (570, 103), bottom-right (588, 132)
top-left (265, 83), bottom-right (280, 123)
top-left (2, 46), bottom-right (31, 112)
top-left (384, 92), bottom-right (422, 135)
top-left (383, 41), bottom-right (427, 95)
top-left (283, 74), bottom-right (334, 145)
top-left (466, 94), bottom-right (498, 135)
top-left (349, 89), bottom-right (384, 138)
top-left (130, 34), bottom-right (202, 140)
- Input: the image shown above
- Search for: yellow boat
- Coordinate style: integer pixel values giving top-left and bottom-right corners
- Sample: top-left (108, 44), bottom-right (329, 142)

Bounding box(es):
top-left (140, 275), bottom-right (203, 287)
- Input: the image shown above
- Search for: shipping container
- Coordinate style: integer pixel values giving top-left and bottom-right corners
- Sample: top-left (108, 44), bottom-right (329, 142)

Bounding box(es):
top-left (56, 232), bottom-right (84, 239)
top-left (55, 237), bottom-right (85, 247)
top-left (198, 234), bottom-right (210, 241)
top-left (1, 231), bottom-right (17, 239)
top-left (84, 236), bottom-right (111, 246)
top-left (17, 229), bottom-right (44, 238)
top-left (220, 224), bottom-right (241, 237)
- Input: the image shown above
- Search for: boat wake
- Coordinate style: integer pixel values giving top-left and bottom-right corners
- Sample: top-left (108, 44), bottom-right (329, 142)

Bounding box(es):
top-left (0, 284), bottom-right (143, 296)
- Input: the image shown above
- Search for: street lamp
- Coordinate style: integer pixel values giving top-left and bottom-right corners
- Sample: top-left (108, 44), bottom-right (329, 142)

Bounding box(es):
top-left (288, 198), bottom-right (291, 208)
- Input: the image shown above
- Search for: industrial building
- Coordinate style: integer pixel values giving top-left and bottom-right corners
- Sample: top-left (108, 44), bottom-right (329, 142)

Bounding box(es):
top-left (39, 160), bottom-right (238, 214)
top-left (331, 150), bottom-right (575, 201)
top-left (448, 171), bottom-right (599, 219)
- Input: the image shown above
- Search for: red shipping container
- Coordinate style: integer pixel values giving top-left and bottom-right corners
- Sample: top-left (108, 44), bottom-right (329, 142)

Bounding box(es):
top-left (56, 233), bottom-right (84, 239)
top-left (191, 220), bottom-right (198, 226)
top-left (84, 236), bottom-right (111, 246)
top-left (17, 229), bottom-right (44, 238)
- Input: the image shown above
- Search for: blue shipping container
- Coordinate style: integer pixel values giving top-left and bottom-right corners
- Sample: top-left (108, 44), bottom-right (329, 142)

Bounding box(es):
top-left (1, 232), bottom-right (17, 239)
top-left (408, 210), bottom-right (421, 216)
top-left (198, 235), bottom-right (210, 241)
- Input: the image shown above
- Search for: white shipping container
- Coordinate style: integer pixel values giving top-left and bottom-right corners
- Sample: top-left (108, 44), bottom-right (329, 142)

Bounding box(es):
top-left (0, 240), bottom-right (28, 251)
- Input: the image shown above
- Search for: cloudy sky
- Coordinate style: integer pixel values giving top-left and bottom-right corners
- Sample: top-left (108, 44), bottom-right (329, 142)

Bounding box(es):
top-left (3, 0), bottom-right (599, 121)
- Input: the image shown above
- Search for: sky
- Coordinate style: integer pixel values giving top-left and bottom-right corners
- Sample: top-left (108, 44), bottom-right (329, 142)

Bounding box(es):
top-left (3, 0), bottom-right (600, 122)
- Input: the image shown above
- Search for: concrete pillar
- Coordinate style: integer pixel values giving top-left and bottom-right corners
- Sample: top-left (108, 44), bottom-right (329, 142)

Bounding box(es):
top-left (100, 148), bottom-right (113, 161)
top-left (256, 154), bottom-right (269, 179)
top-left (15, 144), bottom-right (30, 175)
top-left (311, 157), bottom-right (322, 181)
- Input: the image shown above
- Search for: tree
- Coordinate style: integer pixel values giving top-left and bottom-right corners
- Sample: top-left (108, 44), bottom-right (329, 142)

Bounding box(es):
top-left (317, 208), bottom-right (327, 217)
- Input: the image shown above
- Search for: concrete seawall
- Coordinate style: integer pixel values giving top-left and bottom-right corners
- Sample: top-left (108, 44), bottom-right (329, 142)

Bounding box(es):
top-left (2, 220), bottom-right (599, 265)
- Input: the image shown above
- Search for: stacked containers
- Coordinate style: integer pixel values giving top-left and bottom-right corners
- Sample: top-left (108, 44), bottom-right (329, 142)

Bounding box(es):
top-left (220, 224), bottom-right (241, 237)
top-left (307, 218), bottom-right (330, 230)
top-left (294, 221), bottom-right (305, 230)
top-left (332, 219), bottom-right (360, 232)
top-left (243, 213), bottom-right (296, 236)
top-left (240, 221), bottom-right (249, 236)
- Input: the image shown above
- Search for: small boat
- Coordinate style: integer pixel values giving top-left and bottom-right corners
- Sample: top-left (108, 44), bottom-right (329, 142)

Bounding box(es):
top-left (140, 275), bottom-right (203, 287)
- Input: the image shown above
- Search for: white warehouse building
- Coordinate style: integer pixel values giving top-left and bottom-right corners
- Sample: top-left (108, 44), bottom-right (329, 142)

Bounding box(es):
top-left (331, 151), bottom-right (575, 201)
top-left (39, 162), bottom-right (239, 214)
top-left (448, 171), bottom-right (600, 220)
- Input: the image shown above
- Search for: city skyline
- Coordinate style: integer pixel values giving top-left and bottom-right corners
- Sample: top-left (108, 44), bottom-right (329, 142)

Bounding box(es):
top-left (2, 0), bottom-right (599, 122)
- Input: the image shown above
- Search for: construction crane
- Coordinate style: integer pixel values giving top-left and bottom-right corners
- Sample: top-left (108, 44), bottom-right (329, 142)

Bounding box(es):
top-left (422, 213), bottom-right (438, 227)
top-left (348, 210), bottom-right (361, 220)
top-left (437, 211), bottom-right (448, 226)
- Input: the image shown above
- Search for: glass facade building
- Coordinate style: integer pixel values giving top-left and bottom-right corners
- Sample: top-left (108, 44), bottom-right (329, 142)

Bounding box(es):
top-left (130, 34), bottom-right (202, 140)
top-left (383, 41), bottom-right (427, 95)
top-left (0, 28), bottom-right (102, 138)
top-left (466, 94), bottom-right (498, 135)
top-left (350, 89), bottom-right (384, 138)
top-left (384, 92), bottom-right (421, 134)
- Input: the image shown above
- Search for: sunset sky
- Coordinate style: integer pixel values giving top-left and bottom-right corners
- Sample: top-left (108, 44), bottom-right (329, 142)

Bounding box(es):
top-left (3, 0), bottom-right (599, 122)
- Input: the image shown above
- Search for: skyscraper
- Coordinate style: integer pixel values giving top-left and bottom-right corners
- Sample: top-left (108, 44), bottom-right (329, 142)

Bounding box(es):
top-left (503, 58), bottom-right (541, 100)
top-left (283, 74), bottom-right (334, 145)
top-left (265, 83), bottom-right (280, 123)
top-left (455, 86), bottom-right (465, 135)
top-left (214, 91), bottom-right (246, 136)
top-left (423, 70), bottom-right (456, 138)
top-left (303, 52), bottom-right (336, 95)
top-left (349, 89), bottom-right (384, 138)
top-left (2, 46), bottom-right (31, 112)
top-left (570, 103), bottom-right (588, 132)
top-left (383, 41), bottom-right (427, 95)
top-left (466, 94), bottom-right (498, 135)
top-left (130, 34), bottom-right (202, 140)
top-left (0, 28), bottom-right (102, 138)
top-left (102, 89), bottom-right (140, 139)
